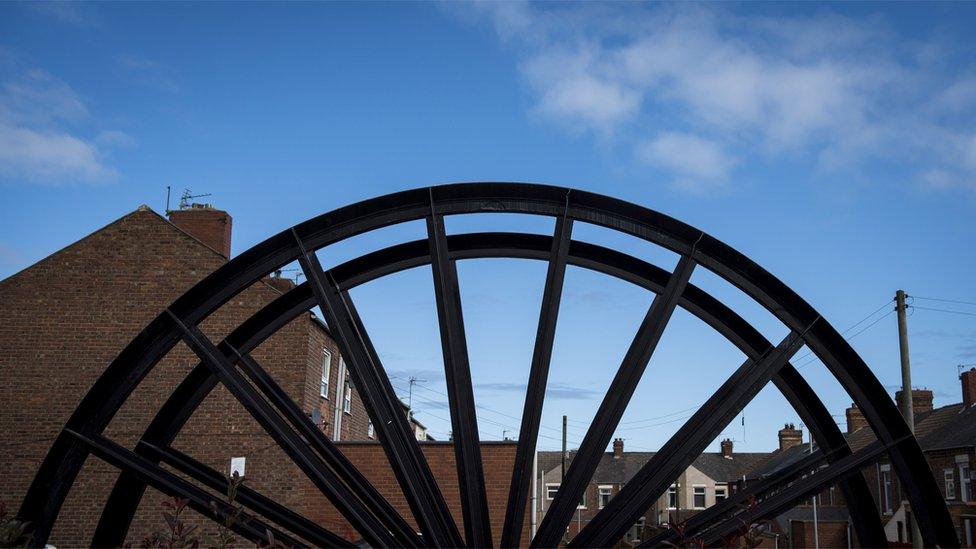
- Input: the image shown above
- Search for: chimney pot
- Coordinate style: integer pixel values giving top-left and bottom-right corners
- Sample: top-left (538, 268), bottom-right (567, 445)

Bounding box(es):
top-left (845, 403), bottom-right (869, 434)
top-left (613, 438), bottom-right (624, 459)
top-left (962, 368), bottom-right (976, 408)
top-left (721, 438), bottom-right (733, 459)
top-left (778, 423), bottom-right (803, 452)
top-left (895, 389), bottom-right (934, 416)
top-left (168, 205), bottom-right (233, 258)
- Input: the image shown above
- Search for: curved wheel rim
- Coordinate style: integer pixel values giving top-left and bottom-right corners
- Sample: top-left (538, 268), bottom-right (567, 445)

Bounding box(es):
top-left (19, 183), bottom-right (958, 548)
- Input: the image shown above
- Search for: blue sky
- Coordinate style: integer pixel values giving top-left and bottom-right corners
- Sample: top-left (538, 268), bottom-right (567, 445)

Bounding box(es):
top-left (1, 2), bottom-right (975, 452)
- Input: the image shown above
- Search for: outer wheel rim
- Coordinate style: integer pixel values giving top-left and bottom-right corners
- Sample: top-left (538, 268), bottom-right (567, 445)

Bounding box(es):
top-left (19, 183), bottom-right (957, 548)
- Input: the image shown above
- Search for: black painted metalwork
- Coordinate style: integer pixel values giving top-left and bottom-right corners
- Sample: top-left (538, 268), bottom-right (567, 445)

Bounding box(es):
top-left (18, 184), bottom-right (957, 548)
top-left (501, 213), bottom-right (573, 548)
top-left (427, 207), bottom-right (492, 548)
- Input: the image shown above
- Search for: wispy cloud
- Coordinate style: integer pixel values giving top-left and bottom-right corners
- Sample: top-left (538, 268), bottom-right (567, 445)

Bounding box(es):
top-left (24, 1), bottom-right (100, 27)
top-left (637, 132), bottom-right (735, 193)
top-left (476, 381), bottom-right (601, 400)
top-left (459, 3), bottom-right (976, 193)
top-left (115, 54), bottom-right (180, 93)
top-left (0, 68), bottom-right (129, 184)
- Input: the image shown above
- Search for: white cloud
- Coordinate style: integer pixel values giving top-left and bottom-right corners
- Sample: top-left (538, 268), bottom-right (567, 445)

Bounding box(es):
top-left (461, 3), bottom-right (976, 193)
top-left (637, 132), bottom-right (735, 192)
top-left (0, 69), bottom-right (127, 184)
top-left (0, 124), bottom-right (114, 181)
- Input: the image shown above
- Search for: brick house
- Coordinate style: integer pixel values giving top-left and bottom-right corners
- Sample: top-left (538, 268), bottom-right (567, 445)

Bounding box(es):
top-left (0, 203), bottom-right (524, 547)
top-left (537, 437), bottom-right (768, 545)
top-left (751, 373), bottom-right (976, 547)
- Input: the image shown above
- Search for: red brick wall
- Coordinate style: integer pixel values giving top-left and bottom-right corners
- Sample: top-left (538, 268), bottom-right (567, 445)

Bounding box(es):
top-left (0, 208), bottom-right (318, 545)
top-left (302, 441), bottom-right (531, 546)
top-left (168, 206), bottom-right (233, 258)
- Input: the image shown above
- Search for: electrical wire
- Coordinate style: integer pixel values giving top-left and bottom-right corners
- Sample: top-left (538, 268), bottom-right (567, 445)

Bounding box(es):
top-left (912, 296), bottom-right (976, 308)
top-left (911, 306), bottom-right (976, 318)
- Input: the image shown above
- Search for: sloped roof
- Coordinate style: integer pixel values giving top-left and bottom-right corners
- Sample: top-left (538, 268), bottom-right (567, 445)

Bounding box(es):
top-left (539, 449), bottom-right (771, 485)
top-left (916, 403), bottom-right (976, 450)
top-left (845, 402), bottom-right (973, 453)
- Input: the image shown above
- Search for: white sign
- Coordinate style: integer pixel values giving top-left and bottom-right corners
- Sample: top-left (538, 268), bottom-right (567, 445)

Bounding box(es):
top-left (230, 456), bottom-right (246, 478)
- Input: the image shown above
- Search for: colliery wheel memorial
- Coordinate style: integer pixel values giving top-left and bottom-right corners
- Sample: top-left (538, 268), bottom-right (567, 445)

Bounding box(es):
top-left (18, 183), bottom-right (959, 547)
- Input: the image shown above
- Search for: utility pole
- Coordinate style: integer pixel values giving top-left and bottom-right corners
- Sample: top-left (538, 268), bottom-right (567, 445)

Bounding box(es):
top-left (561, 415), bottom-right (567, 482)
top-left (407, 376), bottom-right (426, 412)
top-left (896, 289), bottom-right (923, 549)
top-left (810, 433), bottom-right (819, 549)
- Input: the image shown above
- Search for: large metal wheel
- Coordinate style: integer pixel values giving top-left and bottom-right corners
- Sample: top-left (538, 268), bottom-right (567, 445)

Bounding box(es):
top-left (19, 183), bottom-right (958, 547)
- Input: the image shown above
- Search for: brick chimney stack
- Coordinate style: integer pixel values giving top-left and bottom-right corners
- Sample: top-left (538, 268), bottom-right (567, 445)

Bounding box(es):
top-left (721, 438), bottom-right (733, 459)
top-left (895, 388), bottom-right (934, 416)
top-left (778, 423), bottom-right (803, 451)
top-left (846, 404), bottom-right (869, 434)
top-left (168, 204), bottom-right (232, 258)
top-left (962, 368), bottom-right (976, 408)
top-left (266, 269), bottom-right (296, 294)
top-left (613, 438), bottom-right (624, 459)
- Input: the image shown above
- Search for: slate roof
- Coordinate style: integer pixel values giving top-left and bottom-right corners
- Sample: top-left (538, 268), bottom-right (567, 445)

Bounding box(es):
top-left (538, 449), bottom-right (770, 485)
top-left (845, 402), bottom-right (973, 453)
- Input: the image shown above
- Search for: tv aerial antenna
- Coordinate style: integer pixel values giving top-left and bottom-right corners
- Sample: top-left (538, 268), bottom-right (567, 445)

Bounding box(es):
top-left (178, 188), bottom-right (212, 210)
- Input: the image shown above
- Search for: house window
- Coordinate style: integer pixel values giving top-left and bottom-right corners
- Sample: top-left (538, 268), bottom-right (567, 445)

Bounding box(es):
top-left (715, 485), bottom-right (728, 503)
top-left (693, 486), bottom-right (706, 509)
top-left (577, 490), bottom-right (586, 510)
top-left (881, 465), bottom-right (893, 513)
top-left (945, 469), bottom-right (956, 500)
top-left (319, 349), bottom-right (332, 398)
top-left (546, 483), bottom-right (559, 500)
top-left (957, 456), bottom-right (971, 502)
top-left (367, 420), bottom-right (374, 439)
top-left (599, 486), bottom-right (612, 509)
top-left (342, 378), bottom-right (351, 414)
top-left (667, 484), bottom-right (678, 509)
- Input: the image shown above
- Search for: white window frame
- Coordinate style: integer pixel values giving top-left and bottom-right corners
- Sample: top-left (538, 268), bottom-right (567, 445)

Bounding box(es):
top-left (342, 378), bottom-right (352, 414)
top-left (545, 483), bottom-right (559, 500)
top-left (598, 485), bottom-right (613, 509)
top-left (577, 489), bottom-right (586, 510)
top-left (692, 485), bottom-right (706, 509)
top-left (367, 420), bottom-right (374, 439)
top-left (715, 484), bottom-right (728, 503)
top-left (957, 455), bottom-right (971, 502)
top-left (881, 464), bottom-right (893, 513)
top-left (945, 468), bottom-right (956, 500)
top-left (667, 484), bottom-right (678, 510)
top-left (319, 348), bottom-right (332, 398)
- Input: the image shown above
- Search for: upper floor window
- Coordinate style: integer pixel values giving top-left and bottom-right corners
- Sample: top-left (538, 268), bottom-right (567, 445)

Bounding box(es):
top-left (319, 348), bottom-right (332, 398)
top-left (546, 483), bottom-right (559, 500)
top-left (667, 484), bottom-right (678, 509)
top-left (367, 420), bottom-right (375, 439)
top-left (598, 486), bottom-right (613, 509)
top-left (957, 456), bottom-right (971, 502)
top-left (881, 464), bottom-right (893, 513)
top-left (693, 486), bottom-right (706, 509)
top-left (342, 378), bottom-right (352, 414)
top-left (715, 485), bottom-right (728, 503)
top-left (945, 468), bottom-right (956, 500)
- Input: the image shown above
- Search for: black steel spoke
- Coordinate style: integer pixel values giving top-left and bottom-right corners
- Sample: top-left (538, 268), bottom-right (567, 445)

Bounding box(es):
top-left (501, 214), bottom-right (573, 548)
top-left (426, 207), bottom-right (492, 549)
top-left (138, 442), bottom-right (351, 548)
top-left (234, 352), bottom-right (422, 547)
top-left (571, 327), bottom-right (810, 547)
top-left (294, 230), bottom-right (463, 547)
top-left (165, 309), bottom-right (399, 548)
top-left (699, 439), bottom-right (900, 545)
top-left (533, 254), bottom-right (696, 548)
top-left (63, 429), bottom-right (305, 548)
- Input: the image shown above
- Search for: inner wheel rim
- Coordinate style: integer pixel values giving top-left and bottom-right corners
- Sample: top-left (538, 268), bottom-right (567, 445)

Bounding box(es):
top-left (18, 183), bottom-right (958, 548)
